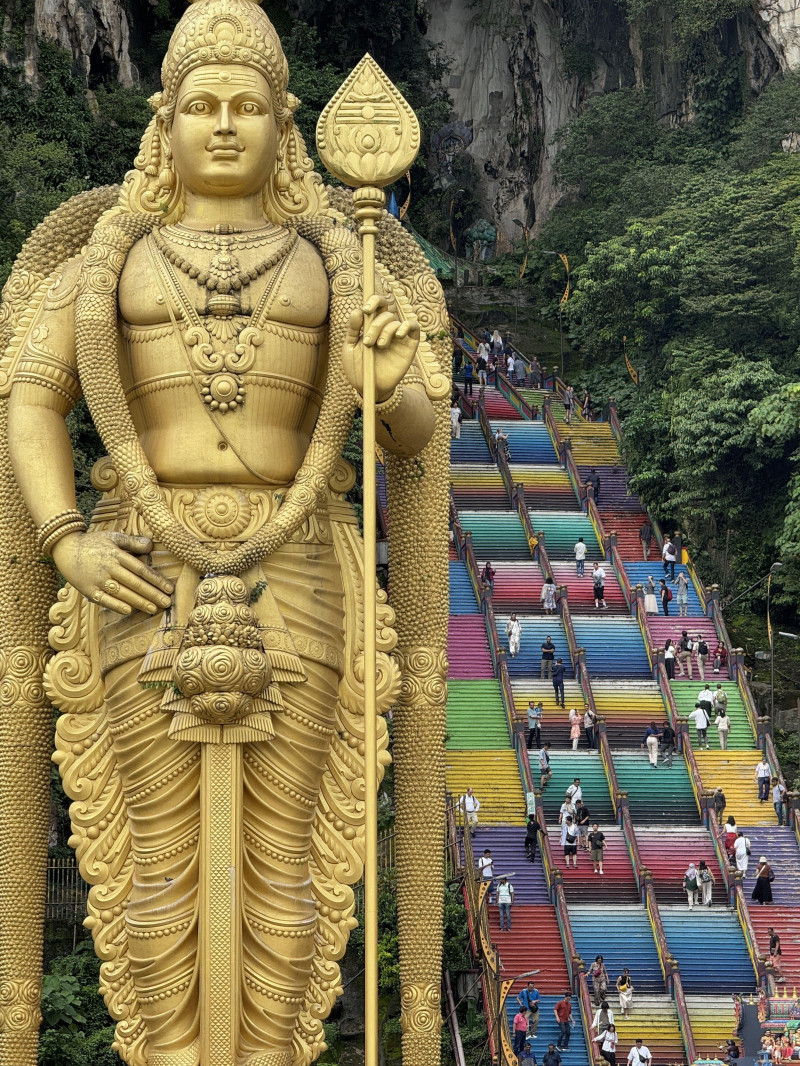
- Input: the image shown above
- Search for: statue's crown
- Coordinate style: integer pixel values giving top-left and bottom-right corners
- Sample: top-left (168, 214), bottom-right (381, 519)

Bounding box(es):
top-left (160, 0), bottom-right (288, 107)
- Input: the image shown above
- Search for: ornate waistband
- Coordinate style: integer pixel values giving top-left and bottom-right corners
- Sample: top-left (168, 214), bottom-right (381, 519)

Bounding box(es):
top-left (92, 482), bottom-right (334, 546)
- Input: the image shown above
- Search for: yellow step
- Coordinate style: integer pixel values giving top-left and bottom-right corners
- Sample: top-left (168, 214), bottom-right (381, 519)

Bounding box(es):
top-left (610, 995), bottom-right (685, 1065)
top-left (686, 995), bottom-right (739, 1059)
top-left (445, 750), bottom-right (526, 825)
top-left (693, 750), bottom-right (778, 825)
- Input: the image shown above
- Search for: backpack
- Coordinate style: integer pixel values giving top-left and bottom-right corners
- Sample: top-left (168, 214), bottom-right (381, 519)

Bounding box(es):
top-left (666, 588), bottom-right (673, 601)
top-left (698, 641), bottom-right (708, 656)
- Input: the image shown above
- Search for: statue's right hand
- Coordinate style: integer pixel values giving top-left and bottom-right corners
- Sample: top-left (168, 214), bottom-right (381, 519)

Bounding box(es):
top-left (51, 531), bottom-right (174, 617)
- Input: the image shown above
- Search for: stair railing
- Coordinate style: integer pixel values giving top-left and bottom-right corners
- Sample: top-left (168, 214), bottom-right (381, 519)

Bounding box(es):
top-left (534, 793), bottom-right (558, 899)
top-left (552, 882), bottom-right (595, 1066)
top-left (734, 879), bottom-right (768, 990)
top-left (656, 662), bottom-right (704, 821)
top-left (619, 804), bottom-right (645, 894)
top-left (672, 970), bottom-right (699, 1066)
top-left (603, 398), bottom-right (623, 441)
top-left (706, 809), bottom-right (734, 902)
top-left (644, 880), bottom-right (674, 992)
top-left (684, 554), bottom-right (709, 614)
top-left (511, 484), bottom-right (540, 562)
top-left (449, 492), bottom-right (482, 603)
top-left (476, 399), bottom-right (498, 462)
top-left (557, 585), bottom-right (584, 688)
top-left (559, 436), bottom-right (587, 508)
top-left (597, 726), bottom-right (623, 822)
top-left (543, 401), bottom-right (564, 459)
top-left (495, 371), bottom-right (537, 420)
top-left (609, 543), bottom-right (634, 611)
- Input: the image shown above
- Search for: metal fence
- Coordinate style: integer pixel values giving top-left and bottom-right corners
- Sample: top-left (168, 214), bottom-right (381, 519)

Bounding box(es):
top-left (46, 857), bottom-right (89, 923)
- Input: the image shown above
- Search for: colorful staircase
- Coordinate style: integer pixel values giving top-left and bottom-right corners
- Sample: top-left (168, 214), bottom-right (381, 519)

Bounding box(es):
top-left (447, 347), bottom-right (770, 1065)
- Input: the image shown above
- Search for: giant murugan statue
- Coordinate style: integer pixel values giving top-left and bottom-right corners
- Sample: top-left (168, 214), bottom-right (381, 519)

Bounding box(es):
top-left (0, 4), bottom-right (449, 1066)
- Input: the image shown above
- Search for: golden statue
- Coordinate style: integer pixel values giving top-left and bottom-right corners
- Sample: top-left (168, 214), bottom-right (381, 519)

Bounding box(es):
top-left (0, 5), bottom-right (450, 1066)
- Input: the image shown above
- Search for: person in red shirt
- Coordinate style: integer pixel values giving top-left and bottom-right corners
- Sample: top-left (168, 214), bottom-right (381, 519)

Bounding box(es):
top-left (553, 992), bottom-right (573, 1049)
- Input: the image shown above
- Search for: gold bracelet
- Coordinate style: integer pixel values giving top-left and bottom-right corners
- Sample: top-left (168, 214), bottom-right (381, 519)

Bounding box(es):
top-left (374, 384), bottom-right (405, 417)
top-left (37, 510), bottom-right (87, 555)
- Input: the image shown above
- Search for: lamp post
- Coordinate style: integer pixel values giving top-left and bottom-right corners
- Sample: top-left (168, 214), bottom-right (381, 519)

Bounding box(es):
top-left (725, 561), bottom-right (783, 723)
top-left (512, 218), bottom-right (530, 338)
top-left (449, 187), bottom-right (466, 289)
top-left (543, 250), bottom-right (570, 381)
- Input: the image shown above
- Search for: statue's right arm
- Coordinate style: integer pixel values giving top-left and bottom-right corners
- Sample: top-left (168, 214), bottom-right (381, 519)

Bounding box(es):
top-left (7, 259), bottom-right (173, 616)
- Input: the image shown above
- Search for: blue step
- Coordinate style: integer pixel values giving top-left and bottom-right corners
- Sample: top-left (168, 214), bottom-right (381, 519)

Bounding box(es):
top-left (451, 421), bottom-right (492, 463)
top-left (505, 995), bottom-right (588, 1065)
top-left (488, 420), bottom-right (558, 464)
top-left (660, 906), bottom-right (756, 993)
top-left (571, 617), bottom-right (652, 679)
top-left (495, 614), bottom-right (574, 679)
top-left (449, 560), bottom-right (479, 614)
top-left (624, 564), bottom-right (704, 616)
top-left (569, 903), bottom-right (664, 992)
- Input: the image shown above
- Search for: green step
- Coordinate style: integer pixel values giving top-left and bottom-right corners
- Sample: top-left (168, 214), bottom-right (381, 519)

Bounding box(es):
top-left (669, 681), bottom-right (755, 750)
top-left (447, 680), bottom-right (509, 749)
top-left (533, 749), bottom-right (615, 823)
top-left (525, 511), bottom-right (603, 559)
top-left (612, 751), bottom-right (699, 824)
top-left (457, 512), bottom-right (531, 560)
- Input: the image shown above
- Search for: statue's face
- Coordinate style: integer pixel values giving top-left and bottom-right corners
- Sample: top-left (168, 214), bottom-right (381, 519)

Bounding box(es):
top-left (170, 63), bottom-right (279, 199)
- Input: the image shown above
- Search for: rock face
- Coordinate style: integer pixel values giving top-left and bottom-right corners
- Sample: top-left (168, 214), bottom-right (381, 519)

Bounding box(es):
top-left (423, 0), bottom-right (800, 239)
top-left (2, 0), bottom-right (135, 87)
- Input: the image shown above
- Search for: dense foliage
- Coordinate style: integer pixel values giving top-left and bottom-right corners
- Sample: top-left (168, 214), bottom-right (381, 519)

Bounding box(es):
top-left (502, 72), bottom-right (800, 617)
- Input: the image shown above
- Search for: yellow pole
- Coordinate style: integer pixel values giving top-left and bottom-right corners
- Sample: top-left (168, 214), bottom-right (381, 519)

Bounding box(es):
top-left (355, 184), bottom-right (384, 1066)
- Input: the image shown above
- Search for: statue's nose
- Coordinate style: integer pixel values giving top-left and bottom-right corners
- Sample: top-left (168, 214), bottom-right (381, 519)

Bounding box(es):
top-left (215, 101), bottom-right (236, 136)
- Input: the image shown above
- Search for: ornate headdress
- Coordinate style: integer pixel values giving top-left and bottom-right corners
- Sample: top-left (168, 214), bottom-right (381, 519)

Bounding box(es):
top-left (121, 0), bottom-right (325, 222)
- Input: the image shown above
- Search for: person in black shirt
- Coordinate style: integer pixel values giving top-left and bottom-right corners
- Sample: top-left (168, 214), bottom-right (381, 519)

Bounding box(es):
top-left (588, 824), bottom-right (605, 875)
top-left (552, 658), bottom-right (566, 707)
top-left (524, 813), bottom-right (540, 863)
top-left (660, 721), bottom-right (675, 767)
top-left (540, 636), bottom-right (555, 680)
top-left (453, 345), bottom-right (463, 377)
top-left (575, 799), bottom-right (591, 851)
top-left (463, 360), bottom-right (474, 397)
top-left (586, 468), bottom-right (600, 503)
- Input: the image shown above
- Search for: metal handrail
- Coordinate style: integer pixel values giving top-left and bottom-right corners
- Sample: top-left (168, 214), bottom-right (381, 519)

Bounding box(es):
top-left (495, 372), bottom-right (537, 421)
top-left (619, 805), bottom-right (645, 893)
top-left (644, 880), bottom-right (672, 987)
top-left (673, 971), bottom-right (699, 1065)
top-left (609, 544), bottom-right (633, 610)
top-left (558, 590), bottom-right (582, 688)
top-left (513, 486), bottom-right (539, 561)
top-left (656, 662), bottom-right (704, 819)
top-left (543, 401), bottom-right (563, 458)
top-left (444, 971), bottom-right (467, 1066)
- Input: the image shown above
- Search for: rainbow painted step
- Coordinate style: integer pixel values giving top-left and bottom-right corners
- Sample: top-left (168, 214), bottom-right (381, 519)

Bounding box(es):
top-left (524, 511), bottom-right (603, 560)
top-left (447, 680), bottom-right (509, 750)
top-left (660, 905), bottom-right (757, 993)
top-left (445, 750), bottom-right (526, 825)
top-left (450, 420), bottom-right (492, 463)
top-left (449, 560), bottom-right (479, 614)
top-left (458, 511), bottom-right (532, 561)
top-left (571, 616), bottom-right (652, 679)
top-left (611, 751), bottom-right (699, 825)
top-left (591, 681), bottom-right (669, 748)
top-left (450, 463), bottom-right (510, 511)
top-left (636, 827), bottom-right (722, 904)
top-left (670, 681), bottom-right (754, 751)
top-left (568, 903), bottom-right (664, 991)
top-left (448, 615), bottom-right (493, 679)
top-left (495, 614), bottom-right (574, 679)
top-left (487, 420), bottom-right (558, 464)
top-left (626, 563), bottom-right (704, 616)
top-left (509, 464), bottom-right (580, 511)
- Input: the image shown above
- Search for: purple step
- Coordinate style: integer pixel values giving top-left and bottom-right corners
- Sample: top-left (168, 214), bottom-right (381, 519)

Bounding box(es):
top-left (471, 825), bottom-right (551, 904)
top-left (741, 826), bottom-right (800, 906)
top-left (448, 615), bottom-right (494, 679)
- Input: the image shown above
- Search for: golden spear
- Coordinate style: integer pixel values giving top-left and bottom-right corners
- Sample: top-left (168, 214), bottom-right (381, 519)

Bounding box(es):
top-left (317, 55), bottom-right (420, 1066)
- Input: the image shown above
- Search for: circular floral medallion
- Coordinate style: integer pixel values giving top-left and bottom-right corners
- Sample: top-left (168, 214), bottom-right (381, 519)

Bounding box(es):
top-left (192, 487), bottom-right (251, 539)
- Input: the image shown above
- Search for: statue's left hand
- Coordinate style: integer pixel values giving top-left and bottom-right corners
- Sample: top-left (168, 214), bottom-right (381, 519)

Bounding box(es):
top-left (342, 295), bottom-right (420, 402)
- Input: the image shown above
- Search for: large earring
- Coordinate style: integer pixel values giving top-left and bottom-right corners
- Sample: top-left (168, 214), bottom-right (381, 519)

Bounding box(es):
top-left (158, 146), bottom-right (175, 191)
top-left (275, 151), bottom-right (291, 192)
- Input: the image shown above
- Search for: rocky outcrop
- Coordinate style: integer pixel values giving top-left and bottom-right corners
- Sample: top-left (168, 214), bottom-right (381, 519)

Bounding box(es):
top-left (1, 0), bottom-right (135, 87)
top-left (423, 0), bottom-right (800, 240)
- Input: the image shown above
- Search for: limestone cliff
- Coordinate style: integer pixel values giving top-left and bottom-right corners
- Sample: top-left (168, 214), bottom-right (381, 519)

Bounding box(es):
top-left (423, 0), bottom-right (800, 239)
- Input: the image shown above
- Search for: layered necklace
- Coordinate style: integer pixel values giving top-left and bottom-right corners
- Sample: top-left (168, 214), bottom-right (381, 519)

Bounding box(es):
top-left (150, 222), bottom-right (299, 412)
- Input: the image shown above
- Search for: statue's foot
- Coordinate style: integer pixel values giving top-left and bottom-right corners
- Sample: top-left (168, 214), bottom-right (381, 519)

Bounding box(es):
top-left (148, 1038), bottom-right (200, 1066)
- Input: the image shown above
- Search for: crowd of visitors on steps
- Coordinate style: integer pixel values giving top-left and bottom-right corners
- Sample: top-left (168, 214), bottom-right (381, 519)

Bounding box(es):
top-left (449, 324), bottom-right (797, 1066)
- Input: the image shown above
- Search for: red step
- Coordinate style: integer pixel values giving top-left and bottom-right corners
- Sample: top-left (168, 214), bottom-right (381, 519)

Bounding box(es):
top-left (488, 903), bottom-right (571, 992)
top-left (547, 826), bottom-right (639, 902)
top-left (490, 563), bottom-right (544, 612)
top-left (547, 563), bottom-right (628, 614)
top-left (637, 829), bottom-right (723, 904)
top-left (483, 388), bottom-right (522, 420)
top-left (602, 510), bottom-right (651, 562)
top-left (749, 907), bottom-right (800, 984)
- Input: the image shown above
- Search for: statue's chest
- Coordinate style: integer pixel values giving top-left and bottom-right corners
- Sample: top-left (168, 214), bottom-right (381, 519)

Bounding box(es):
top-left (118, 232), bottom-right (330, 411)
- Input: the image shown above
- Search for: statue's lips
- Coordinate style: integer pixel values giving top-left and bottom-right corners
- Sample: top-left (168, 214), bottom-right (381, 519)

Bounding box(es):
top-left (206, 144), bottom-right (244, 156)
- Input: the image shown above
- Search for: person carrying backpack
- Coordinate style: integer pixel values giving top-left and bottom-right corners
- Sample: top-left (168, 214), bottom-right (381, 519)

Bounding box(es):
top-left (677, 630), bottom-right (693, 678)
top-left (695, 634), bottom-right (709, 679)
top-left (659, 580), bottom-right (672, 616)
top-left (518, 982), bottom-right (541, 1036)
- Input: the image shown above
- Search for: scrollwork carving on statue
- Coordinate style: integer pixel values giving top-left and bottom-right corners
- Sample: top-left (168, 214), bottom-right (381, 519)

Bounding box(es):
top-left (0, 3), bottom-right (451, 1066)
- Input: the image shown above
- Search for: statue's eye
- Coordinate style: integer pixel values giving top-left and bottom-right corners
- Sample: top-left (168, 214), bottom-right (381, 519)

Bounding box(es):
top-left (237, 101), bottom-right (262, 116)
top-left (188, 100), bottom-right (211, 115)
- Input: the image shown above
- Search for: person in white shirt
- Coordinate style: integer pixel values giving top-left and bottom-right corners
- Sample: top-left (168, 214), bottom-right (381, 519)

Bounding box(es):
top-left (566, 778), bottom-right (583, 804)
top-left (574, 537), bottom-right (587, 577)
top-left (592, 562), bottom-right (608, 610)
top-left (450, 399), bottom-right (462, 440)
top-left (755, 758), bottom-right (772, 802)
top-left (733, 831), bottom-right (751, 874)
top-left (506, 613), bottom-right (521, 658)
top-left (714, 708), bottom-right (731, 750)
top-left (459, 788), bottom-right (480, 834)
top-left (559, 796), bottom-right (576, 825)
top-left (688, 704), bottom-right (710, 749)
top-left (560, 815), bottom-right (579, 867)
top-left (477, 848), bottom-right (494, 902)
top-left (627, 1039), bottom-right (652, 1065)
top-left (662, 538), bottom-right (677, 581)
top-left (593, 1023), bottom-right (618, 1065)
top-left (507, 354), bottom-right (516, 379)
top-left (496, 875), bottom-right (514, 931)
